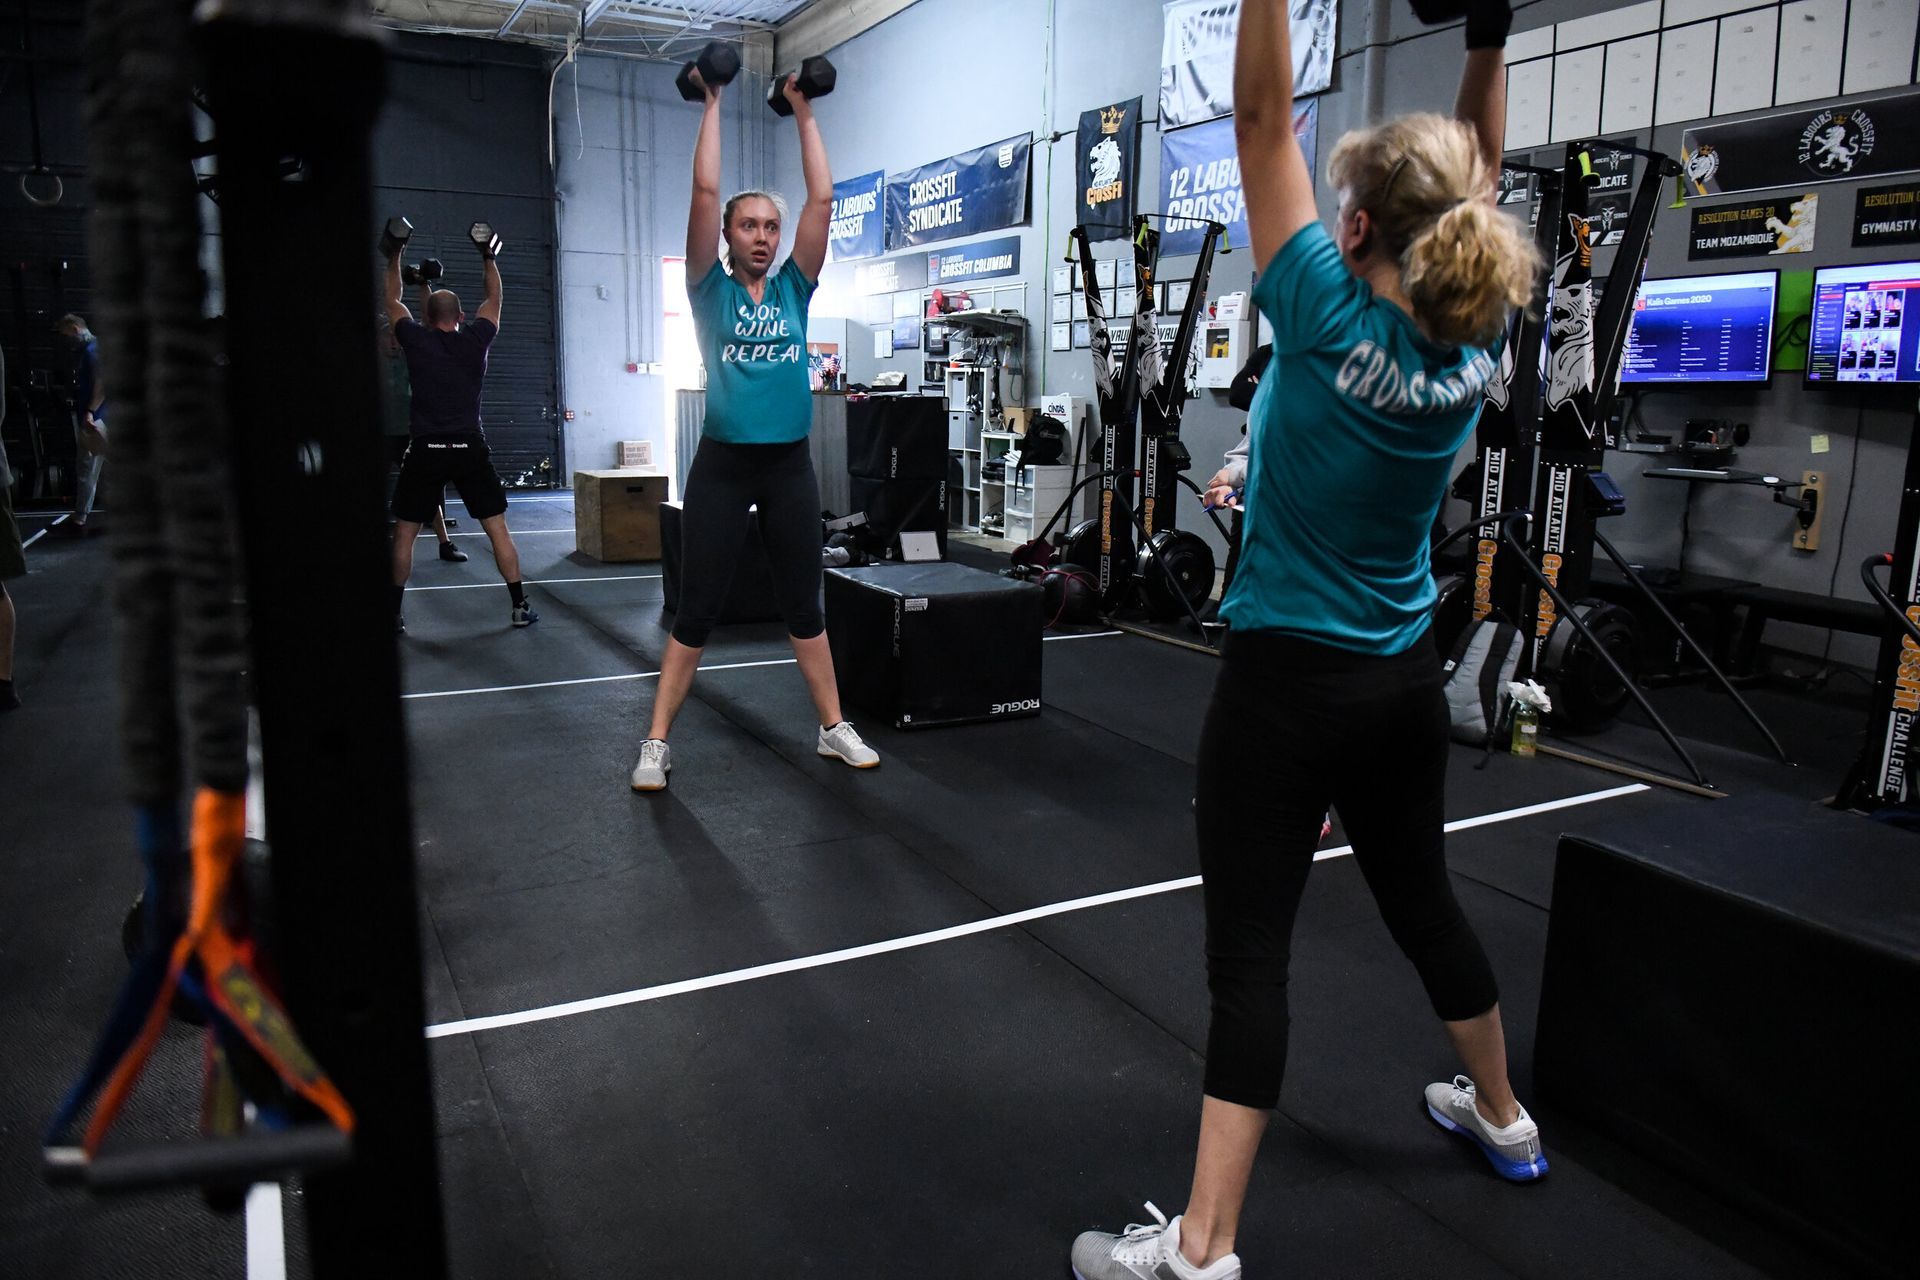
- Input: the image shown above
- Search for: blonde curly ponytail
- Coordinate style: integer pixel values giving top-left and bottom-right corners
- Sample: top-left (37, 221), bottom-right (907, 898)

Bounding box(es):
top-left (1327, 113), bottom-right (1538, 348)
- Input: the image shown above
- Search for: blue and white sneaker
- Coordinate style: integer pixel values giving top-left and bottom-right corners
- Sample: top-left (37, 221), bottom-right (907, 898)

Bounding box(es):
top-left (512, 602), bottom-right (539, 627)
top-left (1425, 1074), bottom-right (1549, 1182)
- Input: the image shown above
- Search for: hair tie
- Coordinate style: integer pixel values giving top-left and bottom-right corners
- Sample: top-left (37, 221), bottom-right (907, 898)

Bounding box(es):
top-left (1382, 156), bottom-right (1412, 202)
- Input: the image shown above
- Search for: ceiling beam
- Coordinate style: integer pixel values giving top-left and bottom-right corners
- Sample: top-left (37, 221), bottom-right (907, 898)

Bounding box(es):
top-left (775, 0), bottom-right (920, 65)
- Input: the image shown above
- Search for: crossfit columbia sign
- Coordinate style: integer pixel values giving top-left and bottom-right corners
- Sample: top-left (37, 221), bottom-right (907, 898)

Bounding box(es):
top-left (884, 135), bottom-right (1033, 250)
top-left (928, 235), bottom-right (1022, 286)
top-left (827, 170), bottom-right (885, 263)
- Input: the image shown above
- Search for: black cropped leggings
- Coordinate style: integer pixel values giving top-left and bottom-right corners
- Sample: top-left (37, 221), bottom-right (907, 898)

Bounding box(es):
top-left (673, 436), bottom-right (824, 649)
top-left (1194, 627), bottom-right (1499, 1110)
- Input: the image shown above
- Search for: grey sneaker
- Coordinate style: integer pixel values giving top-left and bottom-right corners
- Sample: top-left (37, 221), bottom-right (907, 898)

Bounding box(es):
top-left (512, 602), bottom-right (539, 627)
top-left (817, 721), bottom-right (879, 768)
top-left (630, 739), bottom-right (670, 792)
top-left (1071, 1203), bottom-right (1240, 1280)
top-left (1424, 1074), bottom-right (1549, 1182)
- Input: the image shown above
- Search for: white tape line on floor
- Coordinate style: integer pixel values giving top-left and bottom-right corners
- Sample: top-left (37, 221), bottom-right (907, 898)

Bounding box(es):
top-left (423, 783), bottom-right (1649, 1039)
top-left (400, 632), bottom-right (1127, 701)
top-left (406, 574), bottom-right (661, 593)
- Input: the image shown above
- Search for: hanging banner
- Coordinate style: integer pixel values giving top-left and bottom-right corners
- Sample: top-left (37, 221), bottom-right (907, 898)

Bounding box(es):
top-left (1160, 0), bottom-right (1337, 130)
top-left (1077, 97), bottom-right (1143, 242)
top-left (1160, 100), bottom-right (1316, 257)
top-left (928, 236), bottom-right (1022, 287)
top-left (1587, 140), bottom-right (1638, 249)
top-left (1680, 92), bottom-right (1920, 198)
top-left (884, 135), bottom-right (1032, 250)
top-left (1688, 193), bottom-right (1821, 259)
top-left (1853, 181), bottom-right (1920, 248)
top-left (827, 170), bottom-right (886, 264)
top-left (851, 254), bottom-right (928, 296)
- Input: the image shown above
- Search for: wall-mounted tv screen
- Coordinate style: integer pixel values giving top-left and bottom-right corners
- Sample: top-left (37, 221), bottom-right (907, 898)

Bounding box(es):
top-left (1806, 260), bottom-right (1920, 384)
top-left (1620, 270), bottom-right (1777, 385)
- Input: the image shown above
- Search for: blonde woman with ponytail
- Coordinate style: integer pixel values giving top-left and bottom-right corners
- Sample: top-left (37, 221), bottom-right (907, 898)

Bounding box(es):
top-left (1071, 4), bottom-right (1543, 1278)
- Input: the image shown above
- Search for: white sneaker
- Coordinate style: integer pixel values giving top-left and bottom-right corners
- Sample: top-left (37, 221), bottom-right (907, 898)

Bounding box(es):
top-left (1070, 1203), bottom-right (1241, 1280)
top-left (817, 721), bottom-right (879, 769)
top-left (629, 739), bottom-right (670, 791)
top-left (1424, 1074), bottom-right (1549, 1182)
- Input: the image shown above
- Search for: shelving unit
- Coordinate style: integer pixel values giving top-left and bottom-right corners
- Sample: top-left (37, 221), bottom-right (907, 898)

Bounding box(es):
top-left (941, 311), bottom-right (1029, 534)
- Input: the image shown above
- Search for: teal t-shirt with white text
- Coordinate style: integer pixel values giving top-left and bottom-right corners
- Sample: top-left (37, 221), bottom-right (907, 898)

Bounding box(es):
top-left (1220, 222), bottom-right (1498, 655)
top-left (689, 256), bottom-right (816, 444)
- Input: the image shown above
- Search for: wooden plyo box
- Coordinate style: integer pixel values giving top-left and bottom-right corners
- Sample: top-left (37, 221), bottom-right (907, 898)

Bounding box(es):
top-left (575, 469), bottom-right (668, 562)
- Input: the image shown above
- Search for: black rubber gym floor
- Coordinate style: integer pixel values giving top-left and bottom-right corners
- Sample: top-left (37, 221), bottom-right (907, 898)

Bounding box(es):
top-left (0, 494), bottom-right (1861, 1278)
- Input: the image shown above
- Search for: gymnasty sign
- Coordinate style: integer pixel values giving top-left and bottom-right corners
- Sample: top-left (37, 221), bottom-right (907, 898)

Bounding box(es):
top-left (884, 135), bottom-right (1033, 250)
top-left (928, 235), bottom-right (1022, 287)
top-left (1680, 92), bottom-right (1920, 197)
top-left (1853, 181), bottom-right (1920, 248)
top-left (1159, 100), bottom-right (1316, 256)
top-left (827, 170), bottom-right (885, 263)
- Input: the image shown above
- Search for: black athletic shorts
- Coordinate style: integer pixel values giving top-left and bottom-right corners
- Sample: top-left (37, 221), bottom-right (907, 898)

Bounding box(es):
top-left (392, 434), bottom-right (507, 524)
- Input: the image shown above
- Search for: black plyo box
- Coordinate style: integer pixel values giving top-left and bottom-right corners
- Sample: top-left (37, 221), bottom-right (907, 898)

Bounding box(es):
top-left (825, 562), bottom-right (1043, 729)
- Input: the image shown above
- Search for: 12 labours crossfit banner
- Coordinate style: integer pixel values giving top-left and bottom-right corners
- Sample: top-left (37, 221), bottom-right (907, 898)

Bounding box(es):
top-left (1159, 0), bottom-right (1336, 130)
top-left (1077, 98), bottom-right (1143, 242)
top-left (884, 135), bottom-right (1033, 250)
top-left (1680, 92), bottom-right (1920, 197)
top-left (827, 170), bottom-right (886, 263)
top-left (1159, 100), bottom-right (1317, 257)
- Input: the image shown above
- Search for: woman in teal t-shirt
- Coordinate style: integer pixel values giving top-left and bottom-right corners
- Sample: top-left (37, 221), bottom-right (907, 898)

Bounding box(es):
top-left (629, 66), bottom-right (879, 794)
top-left (1073, 4), bottom-right (1546, 1279)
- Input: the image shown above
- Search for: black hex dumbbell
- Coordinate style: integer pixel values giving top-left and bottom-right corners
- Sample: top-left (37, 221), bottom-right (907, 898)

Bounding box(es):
top-left (378, 215), bottom-right (413, 259)
top-left (1408, 0), bottom-right (1471, 20)
top-left (469, 221), bottom-right (504, 260)
top-left (675, 41), bottom-right (741, 102)
top-left (767, 55), bottom-right (835, 116)
top-left (402, 258), bottom-right (445, 289)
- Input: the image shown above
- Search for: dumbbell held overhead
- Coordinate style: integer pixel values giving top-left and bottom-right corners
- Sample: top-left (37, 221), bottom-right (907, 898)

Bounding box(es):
top-left (402, 258), bottom-right (445, 289)
top-left (378, 215), bottom-right (413, 259)
top-left (469, 221), bottom-right (504, 260)
top-left (767, 55), bottom-right (835, 116)
top-left (675, 41), bottom-right (741, 102)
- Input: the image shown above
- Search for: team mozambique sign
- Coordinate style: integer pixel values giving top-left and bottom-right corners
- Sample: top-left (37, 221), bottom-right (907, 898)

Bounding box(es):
top-left (1680, 92), bottom-right (1920, 197)
top-left (1689, 193), bottom-right (1820, 259)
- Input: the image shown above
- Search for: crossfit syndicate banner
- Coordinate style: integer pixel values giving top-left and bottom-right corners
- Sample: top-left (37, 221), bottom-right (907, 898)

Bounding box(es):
top-left (827, 170), bottom-right (886, 263)
top-left (1680, 93), bottom-right (1920, 197)
top-left (1160, 0), bottom-right (1336, 130)
top-left (928, 236), bottom-right (1022, 287)
top-left (1159, 100), bottom-right (1316, 256)
top-left (884, 135), bottom-right (1032, 250)
top-left (1077, 97), bottom-right (1143, 242)
top-left (1689, 193), bottom-right (1820, 259)
top-left (1853, 181), bottom-right (1920, 247)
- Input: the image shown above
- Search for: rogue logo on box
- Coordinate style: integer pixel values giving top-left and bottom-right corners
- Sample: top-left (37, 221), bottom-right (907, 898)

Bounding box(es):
top-left (992, 698), bottom-right (1041, 715)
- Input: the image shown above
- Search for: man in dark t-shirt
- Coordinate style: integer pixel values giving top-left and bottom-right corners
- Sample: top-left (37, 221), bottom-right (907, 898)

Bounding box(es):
top-left (384, 231), bottom-right (536, 632)
top-left (380, 315), bottom-right (463, 562)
